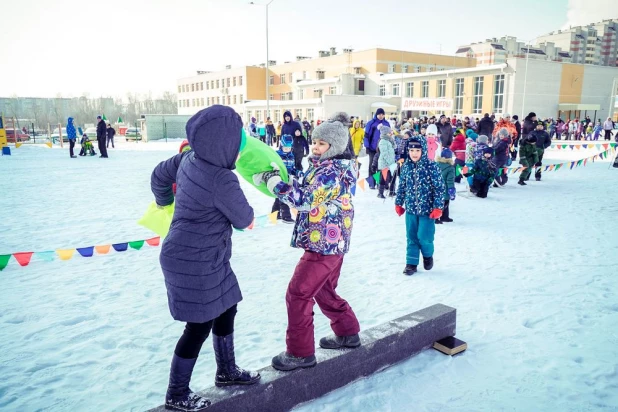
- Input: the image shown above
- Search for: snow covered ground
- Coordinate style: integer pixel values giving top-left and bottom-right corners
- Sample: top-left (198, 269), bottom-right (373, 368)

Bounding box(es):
top-left (1, 143), bottom-right (617, 412)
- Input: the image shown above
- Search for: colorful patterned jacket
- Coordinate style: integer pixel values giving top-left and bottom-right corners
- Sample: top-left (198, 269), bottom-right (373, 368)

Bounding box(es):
top-left (274, 155), bottom-right (356, 255)
top-left (395, 136), bottom-right (445, 216)
top-left (276, 148), bottom-right (298, 177)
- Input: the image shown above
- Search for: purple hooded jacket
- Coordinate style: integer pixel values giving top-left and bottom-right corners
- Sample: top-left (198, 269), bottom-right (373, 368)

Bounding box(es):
top-left (150, 105), bottom-right (254, 323)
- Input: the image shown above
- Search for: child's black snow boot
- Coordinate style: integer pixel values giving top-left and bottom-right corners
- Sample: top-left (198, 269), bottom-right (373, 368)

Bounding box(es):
top-left (403, 264), bottom-right (417, 275)
top-left (319, 333), bottom-right (361, 349)
top-left (423, 257), bottom-right (434, 271)
top-left (213, 334), bottom-right (261, 387)
top-left (272, 351), bottom-right (317, 371)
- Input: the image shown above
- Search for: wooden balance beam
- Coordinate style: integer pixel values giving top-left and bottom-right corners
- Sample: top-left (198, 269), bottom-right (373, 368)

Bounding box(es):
top-left (148, 303), bottom-right (458, 412)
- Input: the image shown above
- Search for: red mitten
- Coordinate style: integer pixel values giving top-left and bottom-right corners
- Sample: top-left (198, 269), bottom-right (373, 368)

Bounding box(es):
top-left (429, 208), bottom-right (443, 220)
top-left (395, 205), bottom-right (405, 216)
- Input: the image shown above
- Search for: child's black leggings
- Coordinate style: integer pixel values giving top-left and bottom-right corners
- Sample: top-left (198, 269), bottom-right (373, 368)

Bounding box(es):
top-left (174, 304), bottom-right (237, 359)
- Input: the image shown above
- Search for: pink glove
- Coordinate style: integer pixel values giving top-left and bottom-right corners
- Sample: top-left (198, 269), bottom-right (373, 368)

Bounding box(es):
top-left (395, 205), bottom-right (405, 216)
top-left (429, 208), bottom-right (442, 220)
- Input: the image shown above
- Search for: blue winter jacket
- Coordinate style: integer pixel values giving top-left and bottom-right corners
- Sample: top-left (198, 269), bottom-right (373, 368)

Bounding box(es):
top-left (364, 115), bottom-right (390, 152)
top-left (150, 105), bottom-right (254, 323)
top-left (276, 148), bottom-right (298, 177)
top-left (395, 136), bottom-right (445, 216)
top-left (66, 117), bottom-right (77, 141)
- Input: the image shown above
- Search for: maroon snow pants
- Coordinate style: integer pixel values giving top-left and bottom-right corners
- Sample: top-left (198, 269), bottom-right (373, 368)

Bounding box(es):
top-left (286, 251), bottom-right (361, 358)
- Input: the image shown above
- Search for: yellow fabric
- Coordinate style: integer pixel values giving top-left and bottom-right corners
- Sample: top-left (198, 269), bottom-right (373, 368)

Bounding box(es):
top-left (56, 249), bottom-right (76, 260)
top-left (349, 122), bottom-right (365, 156)
top-left (15, 142), bottom-right (22, 148)
top-left (268, 211), bottom-right (278, 224)
top-left (137, 201), bottom-right (175, 238)
top-left (45, 142), bottom-right (52, 148)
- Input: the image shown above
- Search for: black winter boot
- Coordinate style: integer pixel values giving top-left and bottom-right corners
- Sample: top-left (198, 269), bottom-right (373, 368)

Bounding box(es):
top-left (165, 355), bottom-right (211, 411)
top-left (423, 257), bottom-right (434, 271)
top-left (319, 333), bottom-right (361, 349)
top-left (403, 264), bottom-right (417, 275)
top-left (213, 334), bottom-right (260, 387)
top-left (271, 351), bottom-right (317, 371)
top-left (518, 179), bottom-right (526, 186)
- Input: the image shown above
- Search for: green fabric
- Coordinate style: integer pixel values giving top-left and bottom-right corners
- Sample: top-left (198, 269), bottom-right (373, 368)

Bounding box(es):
top-left (235, 136), bottom-right (289, 198)
top-left (0, 254), bottom-right (10, 271)
top-left (137, 202), bottom-right (175, 238)
top-left (129, 240), bottom-right (145, 250)
top-left (436, 160), bottom-right (455, 200)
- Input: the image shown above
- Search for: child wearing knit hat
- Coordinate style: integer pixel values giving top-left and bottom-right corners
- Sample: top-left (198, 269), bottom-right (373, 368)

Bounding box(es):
top-left (425, 124), bottom-right (439, 161)
top-left (435, 148), bottom-right (456, 223)
top-left (253, 112), bottom-right (361, 371)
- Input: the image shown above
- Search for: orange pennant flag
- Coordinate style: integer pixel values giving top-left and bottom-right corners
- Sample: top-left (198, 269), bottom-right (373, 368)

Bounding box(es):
top-left (381, 167), bottom-right (389, 181)
top-left (357, 178), bottom-right (366, 191)
top-left (95, 245), bottom-right (111, 254)
top-left (602, 144), bottom-right (609, 150)
top-left (549, 165), bottom-right (555, 171)
top-left (268, 211), bottom-right (278, 224)
top-left (575, 145), bottom-right (580, 150)
top-left (291, 208), bottom-right (298, 218)
top-left (145, 237), bottom-right (160, 246)
top-left (56, 249), bottom-right (76, 261)
top-left (557, 145), bottom-right (561, 150)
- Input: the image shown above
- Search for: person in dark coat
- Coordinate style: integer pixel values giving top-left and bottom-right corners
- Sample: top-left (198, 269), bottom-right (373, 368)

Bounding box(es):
top-left (151, 105), bottom-right (260, 411)
top-left (66, 116), bottom-right (78, 158)
top-left (521, 112), bottom-right (537, 140)
top-left (477, 113), bottom-right (494, 137)
top-left (363, 108), bottom-right (390, 188)
top-left (492, 127), bottom-right (513, 187)
top-left (282, 110), bottom-right (307, 171)
top-left (437, 115), bottom-right (454, 148)
top-left (96, 116), bottom-right (108, 158)
top-left (529, 120), bottom-right (551, 181)
top-left (511, 115), bottom-right (522, 160)
top-left (106, 123), bottom-right (116, 148)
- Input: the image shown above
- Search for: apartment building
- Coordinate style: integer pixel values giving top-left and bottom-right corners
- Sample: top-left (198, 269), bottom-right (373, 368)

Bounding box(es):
top-left (176, 47), bottom-right (475, 121)
top-left (535, 19), bottom-right (618, 66)
top-left (455, 36), bottom-right (572, 66)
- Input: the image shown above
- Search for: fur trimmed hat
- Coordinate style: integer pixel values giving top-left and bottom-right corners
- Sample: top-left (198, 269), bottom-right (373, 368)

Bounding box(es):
top-left (311, 112), bottom-right (351, 160)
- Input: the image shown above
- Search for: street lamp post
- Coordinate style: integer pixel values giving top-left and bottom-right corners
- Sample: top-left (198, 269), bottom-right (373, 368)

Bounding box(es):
top-left (250, 0), bottom-right (276, 120)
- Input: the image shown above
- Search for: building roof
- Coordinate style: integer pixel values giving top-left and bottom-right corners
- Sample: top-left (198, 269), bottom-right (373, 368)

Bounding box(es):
top-left (576, 34), bottom-right (585, 40)
top-left (491, 44), bottom-right (506, 50)
top-left (558, 52), bottom-right (572, 57)
top-left (455, 47), bottom-right (471, 54)
top-left (521, 48), bottom-right (546, 55)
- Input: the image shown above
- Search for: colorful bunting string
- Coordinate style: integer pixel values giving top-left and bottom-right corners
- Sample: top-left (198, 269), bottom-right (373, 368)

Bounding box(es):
top-left (551, 142), bottom-right (617, 151)
top-left (499, 147), bottom-right (616, 174)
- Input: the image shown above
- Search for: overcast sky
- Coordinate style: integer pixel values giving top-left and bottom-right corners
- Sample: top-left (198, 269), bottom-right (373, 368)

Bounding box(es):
top-left (1, 0), bottom-right (616, 100)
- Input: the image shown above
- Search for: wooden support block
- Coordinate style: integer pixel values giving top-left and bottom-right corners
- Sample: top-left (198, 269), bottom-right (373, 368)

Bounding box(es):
top-left (433, 336), bottom-right (467, 356)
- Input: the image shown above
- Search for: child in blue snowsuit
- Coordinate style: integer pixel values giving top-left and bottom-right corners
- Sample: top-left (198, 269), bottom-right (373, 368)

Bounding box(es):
top-left (395, 136), bottom-right (445, 276)
top-left (272, 134), bottom-right (297, 223)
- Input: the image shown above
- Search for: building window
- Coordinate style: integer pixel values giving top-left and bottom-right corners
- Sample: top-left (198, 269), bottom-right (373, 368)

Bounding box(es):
top-left (233, 95), bottom-right (237, 104)
top-left (239, 76), bottom-right (243, 85)
top-left (296, 109), bottom-right (303, 118)
top-left (179, 100), bottom-right (182, 107)
top-left (299, 89), bottom-right (304, 99)
top-left (437, 80), bottom-right (446, 98)
top-left (329, 86), bottom-right (337, 94)
top-left (421, 81), bottom-right (429, 98)
top-left (454, 78), bottom-right (464, 115)
top-left (207, 97), bottom-right (210, 106)
top-left (281, 93), bottom-right (286, 101)
top-left (388, 63), bottom-right (395, 73)
top-left (403, 65), bottom-right (408, 73)
top-left (191, 84), bottom-right (195, 92)
top-left (281, 74), bottom-right (286, 84)
top-left (269, 75), bottom-right (274, 85)
top-left (247, 110), bottom-right (252, 120)
top-left (473, 76), bottom-right (484, 114)
top-left (201, 97), bottom-right (204, 106)
top-left (302, 71), bottom-right (307, 79)
top-left (289, 73), bottom-right (293, 83)
top-left (227, 78), bottom-right (230, 87)
top-left (233, 77), bottom-right (237, 87)
top-left (406, 82), bottom-right (414, 97)
top-left (200, 82), bottom-right (204, 90)
top-left (178, 85), bottom-right (181, 93)
top-left (216, 80), bottom-right (220, 88)
top-left (391, 83), bottom-right (400, 96)
top-left (358, 79), bottom-right (365, 92)
top-left (314, 89), bottom-right (323, 98)
top-left (379, 85), bottom-right (386, 96)
top-left (493, 74), bottom-right (505, 113)
top-left (227, 96), bottom-right (231, 105)
top-left (181, 85), bottom-right (185, 93)
top-left (269, 94), bottom-right (274, 101)
top-left (256, 111), bottom-right (261, 122)
top-left (185, 99), bottom-right (189, 106)
top-left (307, 108), bottom-right (314, 120)
top-left (415, 66), bottom-right (421, 73)
top-left (274, 110), bottom-right (281, 122)
top-left (239, 94), bottom-right (244, 103)
top-left (287, 92), bottom-right (293, 100)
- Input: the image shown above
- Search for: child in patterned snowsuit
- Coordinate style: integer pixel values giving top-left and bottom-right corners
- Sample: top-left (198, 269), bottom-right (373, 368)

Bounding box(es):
top-left (464, 146), bottom-right (496, 198)
top-left (254, 112), bottom-right (361, 371)
top-left (435, 148), bottom-right (456, 224)
top-left (395, 136), bottom-right (445, 276)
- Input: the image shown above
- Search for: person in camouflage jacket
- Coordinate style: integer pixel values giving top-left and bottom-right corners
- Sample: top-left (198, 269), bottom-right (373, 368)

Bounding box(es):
top-left (518, 134), bottom-right (539, 185)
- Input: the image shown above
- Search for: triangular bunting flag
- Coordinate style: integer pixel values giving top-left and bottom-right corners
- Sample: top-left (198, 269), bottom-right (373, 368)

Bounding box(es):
top-left (575, 145), bottom-right (580, 150)
top-left (76, 246), bottom-right (94, 257)
top-left (570, 162), bottom-right (575, 170)
top-left (102, 114), bottom-right (107, 121)
top-left (291, 208), bottom-right (298, 219)
top-left (112, 243), bottom-right (128, 252)
top-left (373, 171), bottom-right (380, 185)
top-left (562, 145), bottom-right (568, 149)
top-left (602, 144), bottom-right (609, 150)
top-left (36, 251), bottom-right (56, 262)
top-left (15, 142), bottom-right (22, 149)
top-left (455, 164), bottom-right (462, 176)
top-left (544, 165), bottom-right (549, 171)
top-left (583, 144), bottom-right (588, 149)
top-left (13, 252), bottom-right (34, 267)
top-left (584, 158), bottom-right (587, 166)
top-left (600, 152), bottom-right (604, 160)
top-left (549, 165), bottom-right (555, 171)
top-left (357, 178), bottom-right (366, 191)
top-left (45, 142), bottom-right (52, 148)
top-left (593, 155), bottom-right (598, 161)
top-left (557, 145), bottom-right (562, 150)
top-left (145, 237), bottom-right (160, 247)
top-left (555, 163), bottom-right (562, 171)
top-left (117, 116), bottom-right (123, 123)
top-left (0, 254), bottom-right (11, 271)
top-left (268, 211), bottom-right (278, 224)
top-left (569, 145), bottom-right (574, 150)
top-left (129, 240), bottom-right (145, 250)
top-left (351, 184), bottom-right (356, 196)
top-left (95, 245), bottom-right (111, 254)
top-left (577, 159), bottom-right (583, 167)
top-left (56, 249), bottom-right (76, 260)
top-left (381, 168), bottom-right (389, 181)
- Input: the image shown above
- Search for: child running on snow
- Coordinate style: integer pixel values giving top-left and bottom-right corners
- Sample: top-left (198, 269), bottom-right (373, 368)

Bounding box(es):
top-left (464, 146), bottom-right (496, 198)
top-left (151, 106), bottom-right (260, 411)
top-left (395, 136), bottom-right (446, 276)
top-left (272, 134), bottom-right (297, 223)
top-left (253, 112), bottom-right (361, 371)
top-left (435, 148), bottom-right (456, 224)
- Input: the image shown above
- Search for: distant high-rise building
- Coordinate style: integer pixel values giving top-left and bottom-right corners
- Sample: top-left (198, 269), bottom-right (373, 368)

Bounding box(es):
top-left (455, 36), bottom-right (572, 66)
